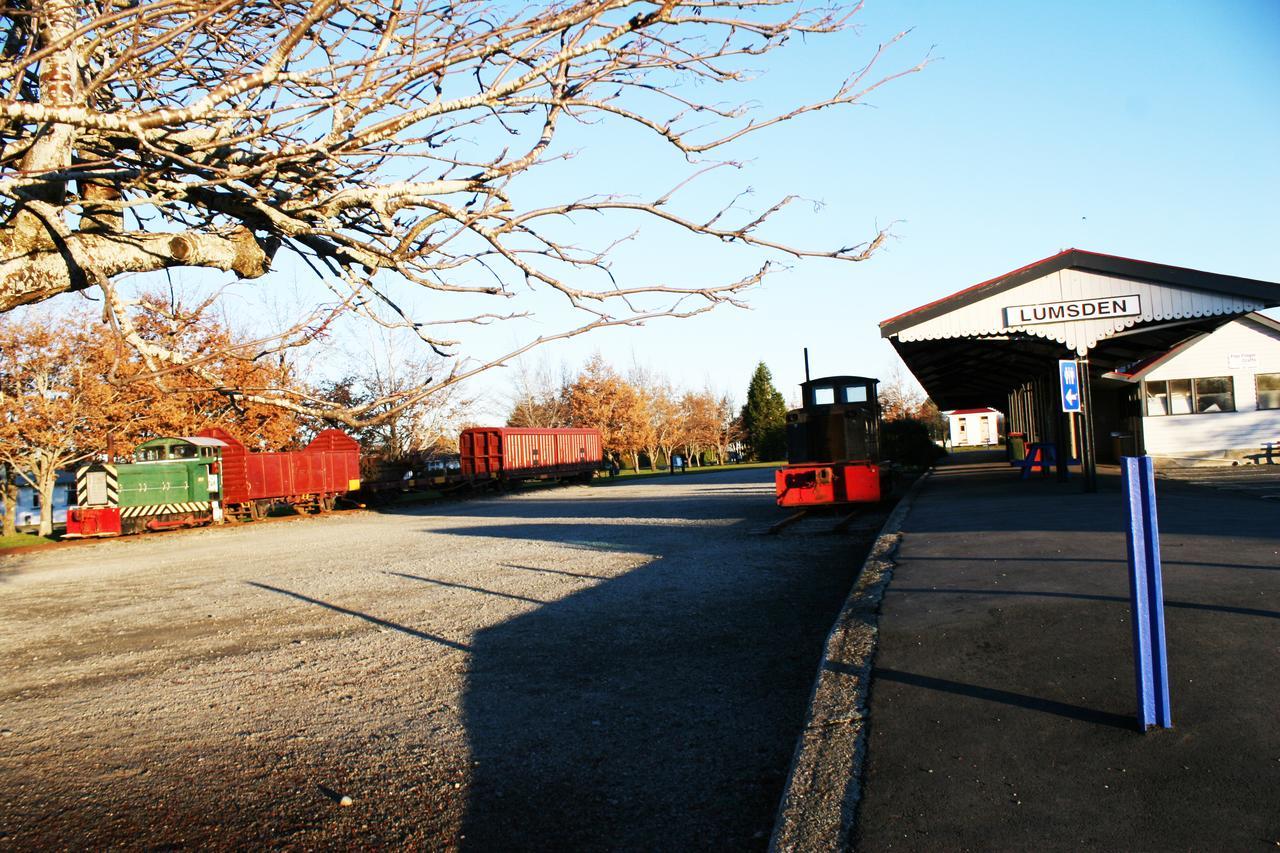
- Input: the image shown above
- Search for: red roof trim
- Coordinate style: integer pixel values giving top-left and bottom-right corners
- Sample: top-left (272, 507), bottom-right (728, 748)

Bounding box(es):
top-left (947, 407), bottom-right (1001, 415)
top-left (878, 249), bottom-right (1280, 336)
top-left (879, 248), bottom-right (1075, 329)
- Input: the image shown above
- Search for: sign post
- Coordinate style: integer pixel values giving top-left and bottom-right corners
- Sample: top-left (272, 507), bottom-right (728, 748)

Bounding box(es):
top-left (1056, 359), bottom-right (1080, 483)
top-left (1121, 456), bottom-right (1172, 730)
top-left (1058, 359), bottom-right (1081, 413)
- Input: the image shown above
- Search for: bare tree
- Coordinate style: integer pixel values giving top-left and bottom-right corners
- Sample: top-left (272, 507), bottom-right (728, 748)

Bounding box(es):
top-left (320, 330), bottom-right (475, 457)
top-left (506, 356), bottom-right (571, 428)
top-left (0, 0), bottom-right (923, 424)
top-left (879, 364), bottom-right (926, 421)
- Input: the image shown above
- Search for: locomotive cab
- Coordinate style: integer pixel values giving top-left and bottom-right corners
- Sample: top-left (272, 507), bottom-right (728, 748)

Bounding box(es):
top-left (775, 374), bottom-right (889, 508)
top-left (785, 376), bottom-right (881, 465)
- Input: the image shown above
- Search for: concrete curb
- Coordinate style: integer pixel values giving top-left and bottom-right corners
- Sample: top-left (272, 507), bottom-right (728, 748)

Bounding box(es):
top-left (768, 470), bottom-right (933, 852)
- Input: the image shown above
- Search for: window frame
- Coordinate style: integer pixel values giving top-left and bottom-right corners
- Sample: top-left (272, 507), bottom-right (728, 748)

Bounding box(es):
top-left (1143, 376), bottom-right (1236, 417)
top-left (1256, 372), bottom-right (1280, 411)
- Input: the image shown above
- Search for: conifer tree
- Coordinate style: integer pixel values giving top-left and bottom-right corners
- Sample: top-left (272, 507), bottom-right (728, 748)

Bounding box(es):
top-left (740, 363), bottom-right (789, 461)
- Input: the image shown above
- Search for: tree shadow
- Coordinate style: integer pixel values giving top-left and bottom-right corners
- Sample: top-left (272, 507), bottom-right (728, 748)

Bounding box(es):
top-left (450, 511), bottom-right (868, 849)
top-left (384, 571), bottom-right (550, 605)
top-left (244, 581), bottom-right (470, 651)
top-left (902, 555), bottom-right (1280, 573)
top-left (860, 665), bottom-right (1136, 730)
top-left (891, 586), bottom-right (1280, 620)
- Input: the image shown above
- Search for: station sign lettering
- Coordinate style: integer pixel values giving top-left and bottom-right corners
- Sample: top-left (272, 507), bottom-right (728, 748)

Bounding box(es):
top-left (1003, 295), bottom-right (1141, 327)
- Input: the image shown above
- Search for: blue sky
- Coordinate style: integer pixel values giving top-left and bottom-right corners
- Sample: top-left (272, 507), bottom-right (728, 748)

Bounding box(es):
top-left (453, 0), bottom-right (1280, 413)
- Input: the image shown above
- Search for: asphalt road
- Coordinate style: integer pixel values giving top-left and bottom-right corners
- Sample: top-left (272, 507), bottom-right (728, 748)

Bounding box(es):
top-left (0, 468), bottom-right (880, 850)
top-left (1155, 459), bottom-right (1280, 500)
top-left (855, 457), bottom-right (1280, 850)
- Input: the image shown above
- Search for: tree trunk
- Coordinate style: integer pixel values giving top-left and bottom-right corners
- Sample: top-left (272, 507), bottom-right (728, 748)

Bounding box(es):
top-left (2, 469), bottom-right (17, 537)
top-left (37, 466), bottom-right (57, 538)
top-left (631, 451), bottom-right (639, 472)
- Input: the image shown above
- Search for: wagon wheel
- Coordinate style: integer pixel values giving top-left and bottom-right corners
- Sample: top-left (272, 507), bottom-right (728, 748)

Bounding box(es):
top-left (321, 494), bottom-right (336, 512)
top-left (250, 499), bottom-right (270, 521)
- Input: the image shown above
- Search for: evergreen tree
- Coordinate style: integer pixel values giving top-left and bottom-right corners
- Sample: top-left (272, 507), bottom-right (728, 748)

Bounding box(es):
top-left (740, 362), bottom-right (789, 461)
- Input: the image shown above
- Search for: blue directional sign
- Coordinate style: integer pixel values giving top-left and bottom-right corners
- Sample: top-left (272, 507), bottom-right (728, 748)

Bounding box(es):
top-left (1059, 359), bottom-right (1082, 413)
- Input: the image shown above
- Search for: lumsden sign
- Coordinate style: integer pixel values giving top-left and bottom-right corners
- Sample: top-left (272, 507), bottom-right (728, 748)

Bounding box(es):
top-left (1003, 294), bottom-right (1141, 327)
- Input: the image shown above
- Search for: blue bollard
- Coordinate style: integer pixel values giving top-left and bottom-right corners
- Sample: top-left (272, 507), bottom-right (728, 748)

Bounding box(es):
top-left (1121, 456), bottom-right (1172, 730)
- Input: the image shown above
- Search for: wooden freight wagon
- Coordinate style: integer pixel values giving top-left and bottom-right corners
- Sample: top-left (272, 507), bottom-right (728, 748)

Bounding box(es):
top-left (197, 427), bottom-right (361, 519)
top-left (459, 427), bottom-right (603, 485)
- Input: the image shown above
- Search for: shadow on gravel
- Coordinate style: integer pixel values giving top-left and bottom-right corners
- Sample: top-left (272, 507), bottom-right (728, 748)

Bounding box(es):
top-left (245, 581), bottom-right (470, 651)
top-left (438, 479), bottom-right (879, 850)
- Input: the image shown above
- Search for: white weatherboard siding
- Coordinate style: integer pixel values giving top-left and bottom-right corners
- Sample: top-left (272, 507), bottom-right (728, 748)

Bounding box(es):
top-left (947, 411), bottom-right (1002, 446)
top-left (897, 269), bottom-right (1268, 355)
top-left (1142, 317), bottom-right (1280, 454)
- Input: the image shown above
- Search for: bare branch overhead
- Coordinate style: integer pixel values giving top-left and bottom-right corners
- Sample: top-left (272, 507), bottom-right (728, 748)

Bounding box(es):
top-left (0, 0), bottom-right (924, 424)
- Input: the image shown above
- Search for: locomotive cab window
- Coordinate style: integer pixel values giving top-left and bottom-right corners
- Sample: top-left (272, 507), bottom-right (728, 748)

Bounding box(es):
top-left (171, 445), bottom-right (197, 459)
top-left (813, 386), bottom-right (836, 405)
top-left (843, 385), bottom-right (868, 404)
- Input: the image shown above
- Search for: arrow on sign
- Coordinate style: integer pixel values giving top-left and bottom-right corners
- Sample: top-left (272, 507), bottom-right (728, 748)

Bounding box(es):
top-left (1065, 389), bottom-right (1079, 406)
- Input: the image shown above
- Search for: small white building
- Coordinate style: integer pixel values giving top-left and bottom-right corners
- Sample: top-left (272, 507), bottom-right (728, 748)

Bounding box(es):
top-left (945, 407), bottom-right (1004, 447)
top-left (1108, 312), bottom-right (1280, 458)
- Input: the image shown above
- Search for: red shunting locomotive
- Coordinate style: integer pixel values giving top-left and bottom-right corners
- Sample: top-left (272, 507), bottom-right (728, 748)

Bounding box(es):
top-left (775, 375), bottom-right (888, 508)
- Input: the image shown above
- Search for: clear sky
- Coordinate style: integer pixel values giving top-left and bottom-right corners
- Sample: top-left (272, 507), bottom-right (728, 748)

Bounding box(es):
top-left (445, 0), bottom-right (1280, 415)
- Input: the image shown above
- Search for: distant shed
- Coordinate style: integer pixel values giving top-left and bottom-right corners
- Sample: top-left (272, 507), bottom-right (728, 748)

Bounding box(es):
top-left (945, 407), bottom-right (1004, 447)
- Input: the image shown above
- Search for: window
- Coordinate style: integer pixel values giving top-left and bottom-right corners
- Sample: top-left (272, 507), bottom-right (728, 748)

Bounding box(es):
top-left (843, 385), bottom-right (868, 403)
top-left (1257, 373), bottom-right (1280, 411)
top-left (813, 386), bottom-right (835, 405)
top-left (1144, 377), bottom-right (1234, 416)
top-left (1194, 377), bottom-right (1234, 413)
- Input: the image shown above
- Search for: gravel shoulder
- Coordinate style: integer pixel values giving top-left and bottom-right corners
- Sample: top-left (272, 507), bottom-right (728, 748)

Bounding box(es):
top-left (0, 468), bottom-right (881, 850)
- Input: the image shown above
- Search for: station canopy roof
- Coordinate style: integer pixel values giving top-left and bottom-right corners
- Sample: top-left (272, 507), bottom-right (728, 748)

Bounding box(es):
top-left (880, 249), bottom-right (1280, 410)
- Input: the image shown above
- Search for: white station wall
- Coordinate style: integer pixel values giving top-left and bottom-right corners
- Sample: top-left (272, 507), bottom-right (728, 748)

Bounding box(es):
top-left (1142, 317), bottom-right (1280, 454)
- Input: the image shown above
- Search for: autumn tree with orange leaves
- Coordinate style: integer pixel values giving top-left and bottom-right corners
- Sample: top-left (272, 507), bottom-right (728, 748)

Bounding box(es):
top-left (566, 355), bottom-right (653, 470)
top-left (0, 306), bottom-right (302, 535)
top-left (0, 315), bottom-right (126, 535)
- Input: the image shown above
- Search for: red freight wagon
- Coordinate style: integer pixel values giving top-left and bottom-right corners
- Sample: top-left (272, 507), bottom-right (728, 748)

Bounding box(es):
top-left (459, 427), bottom-right (602, 485)
top-left (198, 427), bottom-right (361, 519)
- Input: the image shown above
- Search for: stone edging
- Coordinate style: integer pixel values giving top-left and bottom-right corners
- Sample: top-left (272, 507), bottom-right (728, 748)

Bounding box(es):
top-left (768, 469), bottom-right (933, 852)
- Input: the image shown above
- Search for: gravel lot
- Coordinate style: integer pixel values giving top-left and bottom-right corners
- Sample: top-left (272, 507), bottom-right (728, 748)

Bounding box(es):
top-left (0, 467), bottom-right (881, 850)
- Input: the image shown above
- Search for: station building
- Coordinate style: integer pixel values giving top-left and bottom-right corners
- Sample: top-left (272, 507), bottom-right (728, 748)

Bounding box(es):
top-left (880, 250), bottom-right (1280, 484)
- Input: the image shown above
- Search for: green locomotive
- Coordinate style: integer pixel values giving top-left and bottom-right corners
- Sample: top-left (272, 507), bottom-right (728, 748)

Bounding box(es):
top-left (67, 437), bottom-right (224, 536)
